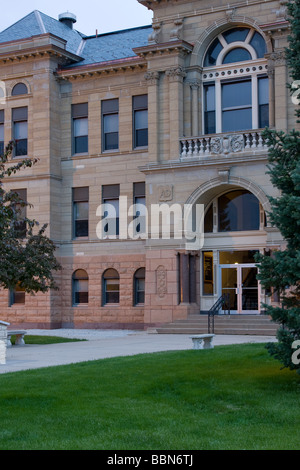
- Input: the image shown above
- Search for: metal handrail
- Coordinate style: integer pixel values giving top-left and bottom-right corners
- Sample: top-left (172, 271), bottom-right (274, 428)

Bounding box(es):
top-left (208, 294), bottom-right (230, 334)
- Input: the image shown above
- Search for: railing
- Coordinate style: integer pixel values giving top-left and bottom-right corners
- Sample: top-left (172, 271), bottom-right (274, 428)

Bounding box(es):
top-left (180, 130), bottom-right (268, 160)
top-left (207, 294), bottom-right (231, 334)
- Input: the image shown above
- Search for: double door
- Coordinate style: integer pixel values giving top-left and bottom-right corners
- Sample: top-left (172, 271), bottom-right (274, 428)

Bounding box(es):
top-left (220, 264), bottom-right (259, 314)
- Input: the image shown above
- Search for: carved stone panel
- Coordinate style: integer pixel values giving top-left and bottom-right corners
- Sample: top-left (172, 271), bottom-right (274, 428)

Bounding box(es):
top-left (158, 185), bottom-right (173, 202)
top-left (156, 265), bottom-right (167, 298)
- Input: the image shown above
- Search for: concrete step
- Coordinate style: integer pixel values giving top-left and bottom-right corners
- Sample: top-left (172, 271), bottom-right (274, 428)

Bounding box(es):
top-left (156, 328), bottom-right (278, 335)
top-left (153, 314), bottom-right (278, 335)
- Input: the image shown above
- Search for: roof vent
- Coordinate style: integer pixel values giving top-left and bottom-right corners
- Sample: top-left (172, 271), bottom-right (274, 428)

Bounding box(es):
top-left (58, 12), bottom-right (77, 29)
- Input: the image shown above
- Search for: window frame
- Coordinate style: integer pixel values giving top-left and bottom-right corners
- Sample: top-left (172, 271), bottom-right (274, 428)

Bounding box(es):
top-left (134, 268), bottom-right (145, 305)
top-left (202, 28), bottom-right (269, 134)
top-left (72, 269), bottom-right (89, 306)
top-left (102, 268), bottom-right (120, 305)
top-left (102, 99), bottom-right (119, 152)
top-left (133, 95), bottom-right (148, 149)
top-left (72, 187), bottom-right (89, 239)
top-left (9, 283), bottom-right (26, 306)
top-left (12, 107), bottom-right (28, 157)
top-left (72, 103), bottom-right (88, 155)
top-left (12, 83), bottom-right (28, 96)
top-left (102, 184), bottom-right (120, 238)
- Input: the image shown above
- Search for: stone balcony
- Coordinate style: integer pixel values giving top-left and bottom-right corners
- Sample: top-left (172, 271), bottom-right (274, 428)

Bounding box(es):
top-left (180, 129), bottom-right (268, 161)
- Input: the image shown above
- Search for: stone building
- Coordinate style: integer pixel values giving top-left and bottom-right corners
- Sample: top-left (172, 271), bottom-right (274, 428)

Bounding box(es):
top-left (0, 0), bottom-right (297, 331)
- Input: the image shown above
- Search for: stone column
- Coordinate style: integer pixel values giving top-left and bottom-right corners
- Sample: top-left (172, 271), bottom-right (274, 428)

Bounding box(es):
top-left (166, 66), bottom-right (186, 159)
top-left (190, 80), bottom-right (200, 137)
top-left (270, 50), bottom-right (288, 132)
top-left (145, 70), bottom-right (160, 163)
top-left (179, 253), bottom-right (190, 303)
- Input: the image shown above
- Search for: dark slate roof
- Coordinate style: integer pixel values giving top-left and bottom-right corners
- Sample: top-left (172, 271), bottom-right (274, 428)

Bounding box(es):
top-left (0, 10), bottom-right (151, 66)
top-left (0, 11), bottom-right (84, 55)
top-left (72, 26), bottom-right (151, 67)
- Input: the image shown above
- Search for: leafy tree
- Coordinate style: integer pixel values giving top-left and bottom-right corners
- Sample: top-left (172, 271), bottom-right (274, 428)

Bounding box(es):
top-left (255, 0), bottom-right (300, 373)
top-left (0, 141), bottom-right (61, 298)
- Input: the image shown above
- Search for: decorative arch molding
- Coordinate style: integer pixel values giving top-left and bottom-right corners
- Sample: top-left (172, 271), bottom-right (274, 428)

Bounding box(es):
top-left (190, 16), bottom-right (272, 67)
top-left (7, 78), bottom-right (31, 97)
top-left (185, 176), bottom-right (271, 213)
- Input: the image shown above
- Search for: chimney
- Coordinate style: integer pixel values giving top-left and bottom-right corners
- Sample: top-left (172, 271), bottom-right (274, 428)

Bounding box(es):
top-left (58, 12), bottom-right (77, 29)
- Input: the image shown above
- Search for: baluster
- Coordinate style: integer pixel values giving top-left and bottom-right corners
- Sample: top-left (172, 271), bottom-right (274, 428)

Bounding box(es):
top-left (205, 137), bottom-right (210, 154)
top-left (193, 139), bottom-right (199, 157)
top-left (257, 132), bottom-right (263, 149)
top-left (199, 138), bottom-right (204, 156)
top-left (251, 132), bottom-right (257, 149)
top-left (181, 140), bottom-right (187, 158)
top-left (245, 133), bottom-right (251, 149)
top-left (187, 139), bottom-right (193, 157)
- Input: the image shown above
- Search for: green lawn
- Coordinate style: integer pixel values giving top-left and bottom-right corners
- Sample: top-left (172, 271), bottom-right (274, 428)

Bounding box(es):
top-left (0, 343), bottom-right (299, 450)
top-left (9, 335), bottom-right (85, 345)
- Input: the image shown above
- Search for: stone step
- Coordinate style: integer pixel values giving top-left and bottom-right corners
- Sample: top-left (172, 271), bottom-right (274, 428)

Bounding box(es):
top-left (155, 327), bottom-right (278, 335)
top-left (153, 314), bottom-right (278, 335)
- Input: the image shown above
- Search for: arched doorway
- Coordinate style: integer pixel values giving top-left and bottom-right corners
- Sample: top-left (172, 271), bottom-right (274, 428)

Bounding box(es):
top-left (188, 181), bottom-right (269, 314)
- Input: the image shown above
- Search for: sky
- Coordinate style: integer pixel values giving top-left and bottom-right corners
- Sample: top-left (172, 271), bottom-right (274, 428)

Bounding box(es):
top-left (0, 0), bottom-right (153, 35)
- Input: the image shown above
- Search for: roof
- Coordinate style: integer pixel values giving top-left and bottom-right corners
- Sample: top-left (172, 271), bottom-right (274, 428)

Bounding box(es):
top-left (0, 10), bottom-right (151, 66)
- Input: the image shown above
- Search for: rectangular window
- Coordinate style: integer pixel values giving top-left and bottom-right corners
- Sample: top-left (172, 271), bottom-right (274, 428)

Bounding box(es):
top-left (12, 107), bottom-right (28, 157)
top-left (133, 182), bottom-right (146, 235)
top-left (102, 184), bottom-right (120, 236)
top-left (73, 187), bottom-right (89, 238)
top-left (102, 99), bottom-right (119, 151)
top-left (72, 103), bottom-right (88, 154)
top-left (0, 110), bottom-right (4, 156)
top-left (222, 79), bottom-right (252, 132)
top-left (14, 189), bottom-right (27, 239)
top-left (204, 84), bottom-right (216, 134)
top-left (133, 95), bottom-right (148, 148)
top-left (258, 76), bottom-right (269, 128)
top-left (10, 283), bottom-right (25, 306)
top-left (203, 251), bottom-right (214, 296)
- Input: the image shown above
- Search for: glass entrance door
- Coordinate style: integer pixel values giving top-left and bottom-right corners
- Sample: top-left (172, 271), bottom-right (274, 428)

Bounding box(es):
top-left (220, 264), bottom-right (259, 313)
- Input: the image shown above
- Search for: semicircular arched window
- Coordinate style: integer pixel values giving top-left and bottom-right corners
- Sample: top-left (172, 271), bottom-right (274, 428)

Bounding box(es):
top-left (204, 189), bottom-right (262, 233)
top-left (102, 268), bottom-right (120, 305)
top-left (222, 47), bottom-right (252, 64)
top-left (72, 269), bottom-right (89, 305)
top-left (12, 83), bottom-right (28, 96)
top-left (203, 27), bottom-right (269, 134)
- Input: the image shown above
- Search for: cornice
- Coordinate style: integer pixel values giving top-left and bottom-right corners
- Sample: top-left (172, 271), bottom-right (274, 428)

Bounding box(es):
top-left (0, 33), bottom-right (81, 65)
top-left (139, 153), bottom-right (268, 173)
top-left (133, 39), bottom-right (193, 58)
top-left (56, 56), bottom-right (147, 81)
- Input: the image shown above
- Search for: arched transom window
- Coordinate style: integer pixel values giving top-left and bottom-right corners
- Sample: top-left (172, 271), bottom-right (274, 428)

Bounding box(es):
top-left (202, 27), bottom-right (269, 134)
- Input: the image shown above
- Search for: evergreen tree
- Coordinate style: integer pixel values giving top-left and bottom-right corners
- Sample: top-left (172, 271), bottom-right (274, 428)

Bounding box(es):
top-left (0, 142), bottom-right (61, 297)
top-left (256, 0), bottom-right (300, 372)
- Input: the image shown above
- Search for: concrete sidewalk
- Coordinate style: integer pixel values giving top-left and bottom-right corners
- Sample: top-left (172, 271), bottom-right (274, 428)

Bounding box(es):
top-left (0, 330), bottom-right (277, 374)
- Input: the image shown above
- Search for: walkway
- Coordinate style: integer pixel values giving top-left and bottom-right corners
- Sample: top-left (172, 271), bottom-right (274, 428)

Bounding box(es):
top-left (0, 329), bottom-right (277, 374)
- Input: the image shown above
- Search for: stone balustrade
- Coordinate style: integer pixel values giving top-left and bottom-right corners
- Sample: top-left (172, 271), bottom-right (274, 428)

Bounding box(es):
top-left (180, 130), bottom-right (268, 160)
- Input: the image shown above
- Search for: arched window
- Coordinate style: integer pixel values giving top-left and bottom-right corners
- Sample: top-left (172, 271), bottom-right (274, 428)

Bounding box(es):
top-left (103, 268), bottom-right (119, 305)
top-left (204, 190), bottom-right (261, 232)
top-left (134, 268), bottom-right (145, 305)
top-left (12, 83), bottom-right (28, 96)
top-left (72, 269), bottom-right (88, 305)
top-left (203, 27), bottom-right (269, 133)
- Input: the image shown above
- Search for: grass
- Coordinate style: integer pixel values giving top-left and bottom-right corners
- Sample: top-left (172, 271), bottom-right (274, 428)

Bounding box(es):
top-left (9, 335), bottom-right (85, 345)
top-left (0, 343), bottom-right (299, 450)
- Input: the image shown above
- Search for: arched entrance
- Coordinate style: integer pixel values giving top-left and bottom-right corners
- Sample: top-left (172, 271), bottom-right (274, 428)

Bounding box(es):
top-left (186, 179), bottom-right (270, 314)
